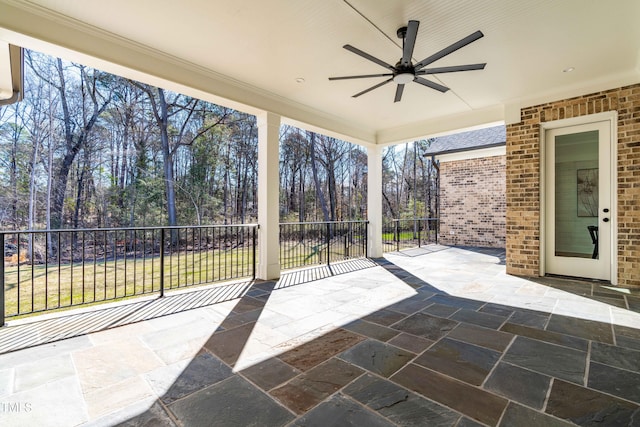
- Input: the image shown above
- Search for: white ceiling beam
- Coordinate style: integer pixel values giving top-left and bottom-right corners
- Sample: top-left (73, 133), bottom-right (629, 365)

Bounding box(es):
top-left (375, 105), bottom-right (505, 145)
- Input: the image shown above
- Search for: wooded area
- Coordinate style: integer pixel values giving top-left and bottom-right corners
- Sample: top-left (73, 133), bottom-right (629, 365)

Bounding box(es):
top-left (0, 50), bottom-right (438, 231)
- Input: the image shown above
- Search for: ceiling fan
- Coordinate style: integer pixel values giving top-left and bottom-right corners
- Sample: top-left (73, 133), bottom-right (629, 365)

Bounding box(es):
top-left (329, 20), bottom-right (486, 102)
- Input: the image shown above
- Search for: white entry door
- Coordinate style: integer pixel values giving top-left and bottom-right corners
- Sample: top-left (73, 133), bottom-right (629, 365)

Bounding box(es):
top-left (544, 120), bottom-right (612, 281)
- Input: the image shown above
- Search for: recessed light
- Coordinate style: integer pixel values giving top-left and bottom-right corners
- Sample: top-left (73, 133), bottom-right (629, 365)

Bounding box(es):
top-left (562, 67), bottom-right (575, 73)
top-left (295, 77), bottom-right (305, 83)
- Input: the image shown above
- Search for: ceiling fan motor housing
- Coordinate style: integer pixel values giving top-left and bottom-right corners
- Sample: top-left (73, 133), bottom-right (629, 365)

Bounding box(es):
top-left (393, 62), bottom-right (415, 84)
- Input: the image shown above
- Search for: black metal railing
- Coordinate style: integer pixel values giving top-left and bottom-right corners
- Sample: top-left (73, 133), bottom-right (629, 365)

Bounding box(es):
top-left (382, 218), bottom-right (439, 252)
top-left (0, 224), bottom-right (257, 324)
top-left (1, 218), bottom-right (439, 324)
top-left (279, 221), bottom-right (368, 270)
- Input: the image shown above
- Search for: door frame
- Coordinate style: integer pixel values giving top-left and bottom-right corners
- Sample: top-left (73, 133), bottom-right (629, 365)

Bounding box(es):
top-left (539, 111), bottom-right (618, 285)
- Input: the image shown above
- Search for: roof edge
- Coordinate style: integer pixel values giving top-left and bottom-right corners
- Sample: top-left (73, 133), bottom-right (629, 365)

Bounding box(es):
top-left (423, 141), bottom-right (506, 157)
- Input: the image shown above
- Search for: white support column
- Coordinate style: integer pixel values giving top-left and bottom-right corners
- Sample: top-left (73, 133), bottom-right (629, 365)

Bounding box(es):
top-left (257, 111), bottom-right (281, 280)
top-left (367, 144), bottom-right (383, 258)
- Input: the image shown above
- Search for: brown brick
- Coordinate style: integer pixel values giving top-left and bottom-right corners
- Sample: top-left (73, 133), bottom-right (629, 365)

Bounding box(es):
top-left (439, 155), bottom-right (505, 248)
top-left (506, 83), bottom-right (640, 287)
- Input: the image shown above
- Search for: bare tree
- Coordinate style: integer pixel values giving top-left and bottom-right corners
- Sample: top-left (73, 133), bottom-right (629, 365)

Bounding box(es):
top-left (132, 84), bottom-right (229, 227)
top-left (27, 53), bottom-right (111, 229)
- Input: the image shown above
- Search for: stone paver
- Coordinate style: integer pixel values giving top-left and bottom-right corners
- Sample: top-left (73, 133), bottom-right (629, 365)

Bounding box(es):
top-left (502, 336), bottom-right (587, 384)
top-left (83, 375), bottom-right (154, 419)
top-left (391, 312), bottom-right (458, 340)
top-left (169, 376), bottom-right (294, 427)
top-left (450, 308), bottom-right (506, 329)
top-left (500, 321), bottom-right (589, 351)
top-left (387, 332), bottom-right (433, 353)
top-left (590, 341), bottom-right (640, 372)
top-left (500, 402), bottom-right (573, 427)
top-left (276, 328), bottom-right (363, 372)
top-left (446, 322), bottom-right (513, 352)
top-left (391, 363), bottom-right (508, 426)
top-left (203, 322), bottom-right (257, 366)
top-left (0, 246), bottom-right (639, 426)
top-left (547, 314), bottom-right (615, 344)
top-left (94, 400), bottom-right (177, 427)
top-left (344, 374), bottom-right (461, 426)
top-left (546, 379), bottom-right (640, 425)
top-left (342, 319), bottom-right (400, 342)
top-left (413, 337), bottom-right (501, 386)
top-left (587, 362), bottom-right (640, 404)
top-left (269, 358), bottom-right (363, 414)
top-left (362, 309), bottom-right (407, 326)
top-left (484, 362), bottom-right (551, 409)
top-left (73, 338), bottom-right (165, 394)
top-left (508, 309), bottom-right (550, 328)
top-left (239, 357), bottom-right (300, 392)
top-left (1, 376), bottom-right (88, 427)
top-left (337, 339), bottom-right (413, 378)
top-left (0, 369), bottom-right (12, 398)
top-left (290, 393), bottom-right (394, 427)
top-left (13, 354), bottom-right (75, 393)
top-left (147, 351), bottom-right (232, 404)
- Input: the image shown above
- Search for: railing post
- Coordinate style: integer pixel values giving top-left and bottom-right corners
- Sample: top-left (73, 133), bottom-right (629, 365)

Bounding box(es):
top-left (159, 228), bottom-right (165, 297)
top-left (365, 222), bottom-right (369, 258)
top-left (417, 219), bottom-right (421, 248)
top-left (395, 220), bottom-right (400, 252)
top-left (252, 226), bottom-right (257, 280)
top-left (326, 222), bottom-right (331, 266)
top-left (1, 233), bottom-right (5, 327)
top-left (343, 223), bottom-right (347, 259)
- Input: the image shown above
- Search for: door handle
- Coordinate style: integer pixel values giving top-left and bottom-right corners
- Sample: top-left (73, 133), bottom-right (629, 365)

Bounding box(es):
top-left (603, 218), bottom-right (610, 222)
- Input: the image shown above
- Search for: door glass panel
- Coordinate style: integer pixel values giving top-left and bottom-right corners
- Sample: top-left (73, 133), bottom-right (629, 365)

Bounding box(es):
top-left (554, 131), bottom-right (599, 258)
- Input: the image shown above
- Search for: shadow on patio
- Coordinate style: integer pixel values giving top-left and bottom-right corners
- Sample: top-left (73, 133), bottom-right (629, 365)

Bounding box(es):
top-left (1, 246), bottom-right (640, 426)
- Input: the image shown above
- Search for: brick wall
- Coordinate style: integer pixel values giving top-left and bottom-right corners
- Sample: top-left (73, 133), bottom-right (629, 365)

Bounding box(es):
top-left (506, 83), bottom-right (640, 287)
top-left (439, 155), bottom-right (506, 248)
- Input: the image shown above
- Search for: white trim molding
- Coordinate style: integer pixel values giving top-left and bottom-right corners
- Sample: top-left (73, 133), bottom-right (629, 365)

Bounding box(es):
top-left (435, 145), bottom-right (506, 163)
top-left (539, 111), bottom-right (618, 285)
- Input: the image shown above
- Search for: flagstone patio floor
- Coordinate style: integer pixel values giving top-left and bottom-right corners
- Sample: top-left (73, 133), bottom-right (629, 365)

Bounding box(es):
top-left (1, 246), bottom-right (639, 426)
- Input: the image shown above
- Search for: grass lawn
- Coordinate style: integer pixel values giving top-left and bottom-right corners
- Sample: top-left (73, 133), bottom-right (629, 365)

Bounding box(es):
top-left (3, 232), bottom-right (414, 319)
top-left (279, 238), bottom-right (366, 269)
top-left (382, 231), bottom-right (420, 241)
top-left (3, 247), bottom-right (255, 318)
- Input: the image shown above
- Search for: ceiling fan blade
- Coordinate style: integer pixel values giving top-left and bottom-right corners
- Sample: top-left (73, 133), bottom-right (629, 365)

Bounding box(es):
top-left (394, 84), bottom-right (405, 103)
top-left (401, 20), bottom-right (419, 67)
top-left (417, 63), bottom-right (486, 75)
top-left (329, 73), bottom-right (394, 81)
top-left (352, 78), bottom-right (393, 98)
top-left (343, 44), bottom-right (395, 71)
top-left (415, 77), bottom-right (449, 93)
top-left (414, 30), bottom-right (484, 70)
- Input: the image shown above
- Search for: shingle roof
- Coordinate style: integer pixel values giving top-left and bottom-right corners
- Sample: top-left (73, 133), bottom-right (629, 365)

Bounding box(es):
top-left (422, 125), bottom-right (506, 155)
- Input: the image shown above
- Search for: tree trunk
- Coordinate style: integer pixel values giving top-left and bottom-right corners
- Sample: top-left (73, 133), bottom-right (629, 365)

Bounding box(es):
top-left (298, 167), bottom-right (305, 223)
top-left (10, 113), bottom-right (20, 228)
top-left (327, 161), bottom-right (337, 221)
top-left (28, 137), bottom-right (40, 230)
top-left (308, 132), bottom-right (330, 222)
top-left (48, 59), bottom-right (110, 229)
top-left (50, 150), bottom-right (78, 229)
top-left (156, 88), bottom-right (178, 228)
top-left (382, 190), bottom-right (397, 219)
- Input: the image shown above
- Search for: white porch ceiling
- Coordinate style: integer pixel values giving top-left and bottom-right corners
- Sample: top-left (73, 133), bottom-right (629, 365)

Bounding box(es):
top-left (0, 0), bottom-right (639, 146)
